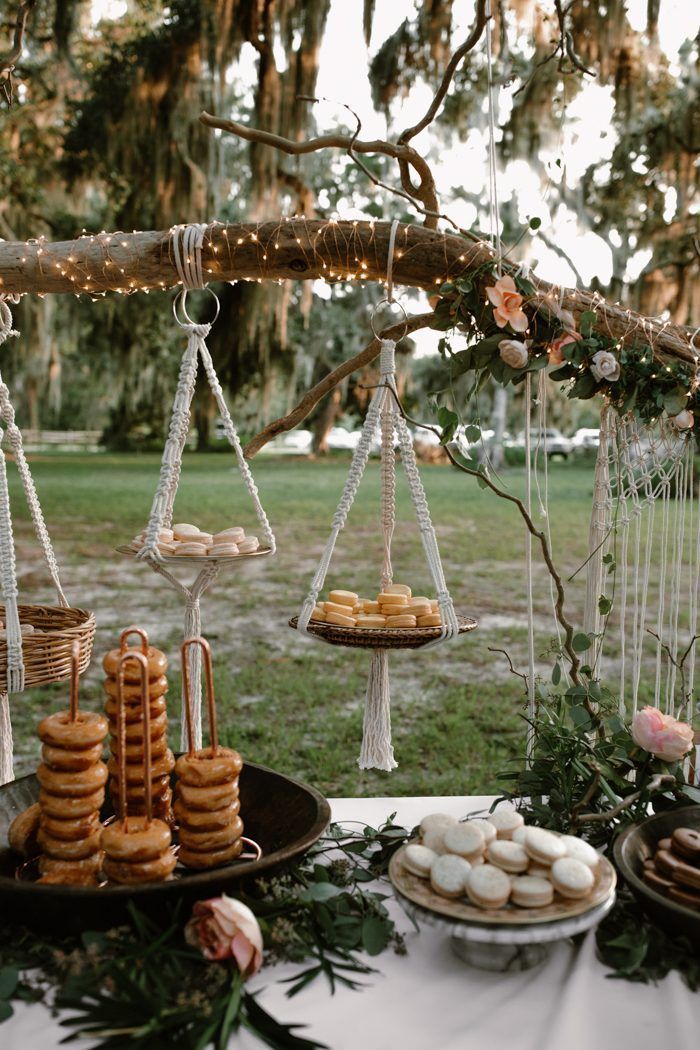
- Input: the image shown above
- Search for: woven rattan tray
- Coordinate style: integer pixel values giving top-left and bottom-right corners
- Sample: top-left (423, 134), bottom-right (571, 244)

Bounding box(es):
top-left (0, 604), bottom-right (95, 691)
top-left (289, 614), bottom-right (477, 650)
top-left (117, 545), bottom-right (273, 565)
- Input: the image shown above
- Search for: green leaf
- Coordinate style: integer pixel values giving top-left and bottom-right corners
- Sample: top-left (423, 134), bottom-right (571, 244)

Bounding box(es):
top-left (529, 217), bottom-right (542, 230)
top-left (552, 663), bottom-right (562, 686)
top-left (572, 633), bottom-right (592, 652)
top-left (663, 386), bottom-right (688, 416)
top-left (570, 372), bottom-right (599, 400)
top-left (0, 968), bottom-right (18, 1000)
top-left (361, 917), bottom-right (391, 956)
top-left (580, 310), bottom-right (597, 337)
top-left (299, 882), bottom-right (344, 902)
top-left (598, 595), bottom-right (612, 615)
top-left (0, 1001), bottom-right (13, 1023)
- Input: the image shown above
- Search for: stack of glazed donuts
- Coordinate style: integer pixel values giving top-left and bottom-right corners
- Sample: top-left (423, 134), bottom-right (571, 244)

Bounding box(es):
top-left (100, 648), bottom-right (176, 884)
top-left (35, 642), bottom-right (109, 885)
top-left (173, 637), bottom-right (244, 870)
top-left (103, 628), bottom-right (174, 824)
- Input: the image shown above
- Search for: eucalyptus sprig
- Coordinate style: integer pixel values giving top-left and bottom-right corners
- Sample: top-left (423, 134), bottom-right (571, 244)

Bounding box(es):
top-left (0, 817), bottom-right (410, 1050)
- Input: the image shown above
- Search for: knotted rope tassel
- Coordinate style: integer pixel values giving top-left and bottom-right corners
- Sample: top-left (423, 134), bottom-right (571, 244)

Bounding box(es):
top-left (359, 649), bottom-right (395, 771)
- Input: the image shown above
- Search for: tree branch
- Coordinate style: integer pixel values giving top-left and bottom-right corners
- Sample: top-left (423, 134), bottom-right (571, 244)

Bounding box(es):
top-left (0, 0), bottom-right (35, 75)
top-left (0, 220), bottom-right (695, 366)
top-left (397, 0), bottom-right (490, 145)
top-left (242, 311), bottom-right (433, 458)
top-left (576, 773), bottom-right (676, 823)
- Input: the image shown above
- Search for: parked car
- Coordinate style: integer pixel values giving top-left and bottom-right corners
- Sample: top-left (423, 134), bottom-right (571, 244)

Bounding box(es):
top-left (262, 429), bottom-right (313, 454)
top-left (514, 428), bottom-right (573, 459)
top-left (572, 428), bottom-right (600, 452)
top-left (327, 426), bottom-right (361, 451)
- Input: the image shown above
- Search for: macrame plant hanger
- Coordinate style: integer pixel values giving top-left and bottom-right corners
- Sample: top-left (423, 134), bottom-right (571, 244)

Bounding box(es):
top-left (127, 223), bottom-right (276, 751)
top-left (293, 221), bottom-right (473, 771)
top-left (0, 296), bottom-right (95, 784)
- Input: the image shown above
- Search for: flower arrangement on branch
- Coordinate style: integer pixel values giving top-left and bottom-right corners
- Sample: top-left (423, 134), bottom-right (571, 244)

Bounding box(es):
top-left (432, 264), bottom-right (699, 432)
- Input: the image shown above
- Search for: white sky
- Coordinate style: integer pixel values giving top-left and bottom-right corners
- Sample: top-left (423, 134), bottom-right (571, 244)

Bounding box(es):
top-left (89, 0), bottom-right (698, 355)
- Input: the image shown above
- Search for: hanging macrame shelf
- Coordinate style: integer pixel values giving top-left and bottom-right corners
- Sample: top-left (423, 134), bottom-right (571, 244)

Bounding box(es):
top-left (291, 251), bottom-right (477, 773)
top-left (117, 546), bottom-right (272, 565)
top-left (289, 616), bottom-right (476, 650)
top-left (122, 225), bottom-right (276, 754)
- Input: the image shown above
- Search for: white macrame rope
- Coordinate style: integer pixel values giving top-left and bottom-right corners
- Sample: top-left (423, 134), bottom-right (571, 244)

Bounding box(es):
top-left (386, 219), bottom-right (400, 303)
top-left (0, 297), bottom-right (70, 704)
top-left (524, 374), bottom-right (536, 753)
top-left (171, 222), bottom-right (208, 290)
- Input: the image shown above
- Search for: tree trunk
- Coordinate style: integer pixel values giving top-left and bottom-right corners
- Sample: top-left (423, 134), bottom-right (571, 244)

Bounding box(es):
top-left (312, 387), bottom-right (343, 455)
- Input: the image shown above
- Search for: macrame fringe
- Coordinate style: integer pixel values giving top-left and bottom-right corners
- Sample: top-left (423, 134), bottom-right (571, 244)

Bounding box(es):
top-left (358, 649), bottom-right (397, 772)
top-left (0, 691), bottom-right (14, 785)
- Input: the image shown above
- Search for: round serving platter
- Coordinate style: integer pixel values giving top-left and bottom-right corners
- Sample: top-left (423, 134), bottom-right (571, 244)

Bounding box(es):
top-left (0, 762), bottom-right (330, 934)
top-left (117, 545), bottom-right (273, 565)
top-left (289, 614), bottom-right (478, 651)
top-left (389, 840), bottom-right (616, 925)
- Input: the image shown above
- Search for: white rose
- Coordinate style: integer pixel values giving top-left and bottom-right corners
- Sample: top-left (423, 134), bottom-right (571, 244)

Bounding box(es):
top-left (671, 409), bottom-right (694, 430)
top-left (590, 350), bottom-right (620, 382)
top-left (499, 339), bottom-right (529, 369)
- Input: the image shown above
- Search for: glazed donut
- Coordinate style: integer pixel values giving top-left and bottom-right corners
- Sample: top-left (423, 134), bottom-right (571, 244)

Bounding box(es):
top-left (103, 675), bottom-right (168, 701)
top-left (101, 816), bottom-right (172, 862)
top-left (177, 816), bottom-right (243, 852)
top-left (178, 838), bottom-right (243, 870)
top-left (39, 787), bottom-right (105, 819)
top-left (38, 869), bottom-right (100, 887)
top-left (40, 812), bottom-right (101, 841)
top-left (102, 646), bottom-right (168, 680)
top-left (105, 696), bottom-right (168, 722)
top-left (174, 748), bottom-right (243, 787)
top-left (107, 708), bottom-right (168, 734)
top-left (109, 736), bottom-right (168, 763)
top-left (37, 826), bottom-right (103, 860)
top-left (173, 798), bottom-right (240, 831)
top-left (8, 802), bottom-right (41, 857)
top-left (109, 775), bottom-right (171, 800)
top-left (41, 742), bottom-right (104, 771)
top-left (176, 780), bottom-right (238, 811)
top-left (38, 711), bottom-right (108, 750)
top-left (107, 750), bottom-right (174, 783)
top-left (103, 851), bottom-right (176, 884)
top-left (38, 851), bottom-right (103, 877)
top-left (37, 761), bottom-right (108, 797)
top-left (111, 796), bottom-right (173, 824)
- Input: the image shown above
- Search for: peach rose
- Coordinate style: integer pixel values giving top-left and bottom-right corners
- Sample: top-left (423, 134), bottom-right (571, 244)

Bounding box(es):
top-left (671, 409), bottom-right (694, 430)
top-left (185, 895), bottom-right (263, 975)
top-left (486, 275), bottom-right (529, 332)
top-left (631, 706), bottom-right (694, 763)
top-left (548, 331), bottom-right (581, 366)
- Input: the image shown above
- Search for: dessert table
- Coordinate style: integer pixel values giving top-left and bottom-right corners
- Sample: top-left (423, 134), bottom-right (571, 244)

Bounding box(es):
top-left (4, 795), bottom-right (699, 1050)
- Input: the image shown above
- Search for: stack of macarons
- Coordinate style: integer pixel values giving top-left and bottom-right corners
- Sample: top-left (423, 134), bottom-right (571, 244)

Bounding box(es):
top-left (402, 806), bottom-right (600, 910)
top-left (311, 584), bottom-right (442, 629)
top-left (129, 523), bottom-right (260, 558)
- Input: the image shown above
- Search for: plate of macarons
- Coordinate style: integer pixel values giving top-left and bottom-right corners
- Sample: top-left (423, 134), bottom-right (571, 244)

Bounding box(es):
top-left (390, 805), bottom-right (616, 926)
top-left (118, 522), bottom-right (272, 561)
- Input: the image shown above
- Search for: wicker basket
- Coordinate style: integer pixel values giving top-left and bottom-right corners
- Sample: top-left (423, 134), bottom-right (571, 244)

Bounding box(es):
top-left (289, 614), bottom-right (478, 651)
top-left (0, 604), bottom-right (96, 691)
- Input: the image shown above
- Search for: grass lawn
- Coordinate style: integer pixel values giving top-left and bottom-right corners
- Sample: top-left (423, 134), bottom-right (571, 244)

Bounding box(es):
top-left (3, 450), bottom-right (656, 797)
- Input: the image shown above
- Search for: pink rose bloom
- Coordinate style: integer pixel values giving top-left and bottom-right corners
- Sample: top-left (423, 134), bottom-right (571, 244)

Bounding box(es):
top-left (486, 275), bottom-right (529, 332)
top-left (185, 895), bottom-right (263, 976)
top-left (548, 331), bottom-right (581, 366)
top-left (631, 705), bottom-right (694, 763)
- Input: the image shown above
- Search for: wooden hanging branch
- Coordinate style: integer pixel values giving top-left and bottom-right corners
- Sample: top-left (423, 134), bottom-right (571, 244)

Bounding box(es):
top-left (0, 218), bottom-right (695, 367)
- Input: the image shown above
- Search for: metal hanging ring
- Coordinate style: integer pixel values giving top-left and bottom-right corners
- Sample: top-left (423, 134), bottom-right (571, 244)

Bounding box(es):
top-left (172, 286), bottom-right (220, 328)
top-left (370, 298), bottom-right (409, 342)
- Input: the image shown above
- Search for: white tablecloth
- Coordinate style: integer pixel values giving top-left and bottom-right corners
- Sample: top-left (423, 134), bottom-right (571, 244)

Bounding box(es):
top-left (4, 796), bottom-right (699, 1050)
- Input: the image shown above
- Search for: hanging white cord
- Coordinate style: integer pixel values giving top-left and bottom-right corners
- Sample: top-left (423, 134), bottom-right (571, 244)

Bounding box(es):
top-left (485, 0), bottom-right (502, 273)
top-left (524, 373), bottom-right (536, 755)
